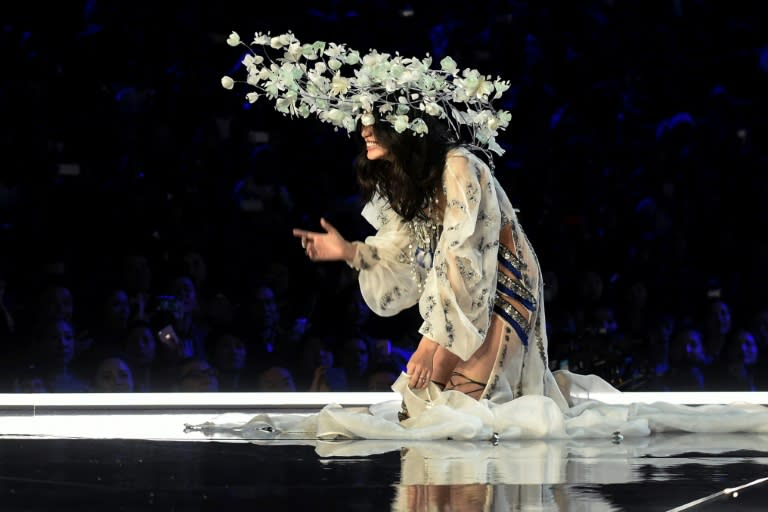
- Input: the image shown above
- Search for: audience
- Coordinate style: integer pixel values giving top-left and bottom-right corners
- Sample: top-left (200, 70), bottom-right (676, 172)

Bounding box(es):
top-left (0, 1), bottom-right (765, 392)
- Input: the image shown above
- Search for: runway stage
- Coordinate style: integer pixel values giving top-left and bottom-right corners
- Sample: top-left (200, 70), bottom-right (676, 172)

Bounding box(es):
top-left (1, 392), bottom-right (767, 511)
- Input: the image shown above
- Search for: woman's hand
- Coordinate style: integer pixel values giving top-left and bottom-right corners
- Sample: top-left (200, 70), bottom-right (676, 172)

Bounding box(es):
top-left (293, 218), bottom-right (356, 262)
top-left (407, 337), bottom-right (440, 389)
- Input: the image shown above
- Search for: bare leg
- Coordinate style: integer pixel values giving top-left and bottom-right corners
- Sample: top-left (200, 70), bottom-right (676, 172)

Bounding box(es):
top-left (431, 345), bottom-right (460, 388)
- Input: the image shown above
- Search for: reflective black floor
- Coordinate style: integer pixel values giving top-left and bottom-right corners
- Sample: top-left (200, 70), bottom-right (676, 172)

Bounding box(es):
top-left (1, 433), bottom-right (768, 511)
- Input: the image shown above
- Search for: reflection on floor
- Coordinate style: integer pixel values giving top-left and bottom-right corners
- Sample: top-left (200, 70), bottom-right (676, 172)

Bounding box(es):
top-left (1, 395), bottom-right (767, 511)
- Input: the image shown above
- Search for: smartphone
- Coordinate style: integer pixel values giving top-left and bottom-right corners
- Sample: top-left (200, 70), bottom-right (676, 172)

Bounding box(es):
top-left (157, 325), bottom-right (180, 350)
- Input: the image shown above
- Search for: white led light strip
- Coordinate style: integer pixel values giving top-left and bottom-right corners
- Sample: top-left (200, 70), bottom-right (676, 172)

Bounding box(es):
top-left (0, 391), bottom-right (766, 409)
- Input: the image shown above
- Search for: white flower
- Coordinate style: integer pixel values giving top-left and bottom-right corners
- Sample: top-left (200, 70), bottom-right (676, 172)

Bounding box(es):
top-left (358, 93), bottom-right (375, 112)
top-left (330, 73), bottom-right (350, 96)
top-left (276, 95), bottom-right (297, 114)
top-left (390, 115), bottom-right (410, 133)
top-left (342, 115), bottom-right (357, 132)
top-left (324, 42), bottom-right (345, 58)
top-left (424, 101), bottom-right (443, 117)
top-left (242, 54), bottom-right (264, 67)
top-left (452, 86), bottom-right (469, 103)
top-left (221, 76), bottom-right (234, 89)
top-left (440, 56), bottom-right (458, 74)
top-left (496, 111), bottom-right (512, 128)
top-left (252, 32), bottom-right (270, 45)
top-left (297, 103), bottom-right (310, 118)
top-left (301, 44), bottom-right (319, 60)
top-left (345, 50), bottom-right (360, 65)
top-left (319, 108), bottom-right (346, 125)
top-left (226, 32), bottom-right (240, 47)
top-left (285, 42), bottom-right (303, 62)
top-left (410, 118), bottom-right (428, 134)
top-left (221, 31), bottom-right (511, 156)
top-left (270, 36), bottom-right (286, 49)
top-left (493, 79), bottom-right (511, 99)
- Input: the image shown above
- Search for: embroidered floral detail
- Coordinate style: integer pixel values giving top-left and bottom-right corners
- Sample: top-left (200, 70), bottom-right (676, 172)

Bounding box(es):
top-left (464, 181), bottom-right (479, 206)
top-left (443, 299), bottom-right (455, 346)
top-left (477, 237), bottom-right (498, 254)
top-left (447, 199), bottom-right (466, 211)
top-left (434, 259), bottom-right (448, 282)
top-left (484, 374), bottom-right (499, 400)
top-left (534, 314), bottom-right (547, 367)
top-left (422, 295), bottom-right (437, 318)
top-left (471, 287), bottom-right (489, 310)
top-left (380, 286), bottom-right (402, 311)
top-left (455, 256), bottom-right (477, 282)
top-left (498, 344), bottom-right (507, 368)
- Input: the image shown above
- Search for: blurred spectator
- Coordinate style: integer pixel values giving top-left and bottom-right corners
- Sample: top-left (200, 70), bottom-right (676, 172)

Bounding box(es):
top-left (176, 358), bottom-right (219, 392)
top-left (256, 365), bottom-right (297, 392)
top-left (1, 1), bottom-right (765, 392)
top-left (33, 318), bottom-right (88, 392)
top-left (122, 320), bottom-right (161, 391)
top-left (91, 356), bottom-right (135, 392)
top-left (210, 332), bottom-right (249, 391)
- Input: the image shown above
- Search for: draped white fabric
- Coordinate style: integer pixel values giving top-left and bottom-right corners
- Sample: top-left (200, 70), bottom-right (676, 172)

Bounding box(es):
top-left (191, 372), bottom-right (768, 442)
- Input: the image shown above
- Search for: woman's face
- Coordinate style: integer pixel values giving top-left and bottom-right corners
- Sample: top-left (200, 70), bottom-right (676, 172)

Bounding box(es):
top-left (94, 358), bottom-right (134, 392)
top-left (42, 319), bottom-right (76, 367)
top-left (737, 331), bottom-right (758, 366)
top-left (105, 289), bottom-right (131, 328)
top-left (360, 124), bottom-right (390, 161)
top-left (214, 334), bottom-right (247, 371)
top-left (125, 326), bottom-right (156, 366)
top-left (682, 330), bottom-right (706, 363)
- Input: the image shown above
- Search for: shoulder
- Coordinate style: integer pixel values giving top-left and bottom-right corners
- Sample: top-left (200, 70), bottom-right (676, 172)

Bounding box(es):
top-left (445, 147), bottom-right (488, 180)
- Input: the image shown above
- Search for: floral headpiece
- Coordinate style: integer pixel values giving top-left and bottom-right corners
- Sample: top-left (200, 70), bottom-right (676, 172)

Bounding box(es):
top-left (221, 31), bottom-right (512, 158)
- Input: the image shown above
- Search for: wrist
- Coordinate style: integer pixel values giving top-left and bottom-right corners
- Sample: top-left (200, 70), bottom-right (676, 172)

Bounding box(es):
top-left (343, 241), bottom-right (357, 263)
top-left (418, 336), bottom-right (440, 354)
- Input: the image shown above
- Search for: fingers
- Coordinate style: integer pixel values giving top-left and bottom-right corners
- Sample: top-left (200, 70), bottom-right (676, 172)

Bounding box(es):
top-left (293, 228), bottom-right (314, 253)
top-left (320, 217), bottom-right (337, 234)
top-left (292, 228), bottom-right (320, 238)
top-left (408, 370), bottom-right (431, 389)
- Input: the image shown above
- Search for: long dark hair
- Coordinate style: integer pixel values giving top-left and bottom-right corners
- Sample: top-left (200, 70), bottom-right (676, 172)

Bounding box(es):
top-left (354, 114), bottom-right (455, 221)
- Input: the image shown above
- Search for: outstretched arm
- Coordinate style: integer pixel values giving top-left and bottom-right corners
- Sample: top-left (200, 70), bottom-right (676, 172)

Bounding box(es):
top-left (293, 217), bottom-right (357, 263)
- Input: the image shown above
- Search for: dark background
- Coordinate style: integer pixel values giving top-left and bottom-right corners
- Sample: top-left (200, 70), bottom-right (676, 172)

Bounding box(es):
top-left (1, 0), bottom-right (766, 393)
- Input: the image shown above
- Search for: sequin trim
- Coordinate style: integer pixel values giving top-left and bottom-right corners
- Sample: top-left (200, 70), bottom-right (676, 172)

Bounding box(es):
top-left (493, 296), bottom-right (529, 346)
top-left (497, 245), bottom-right (523, 279)
top-left (496, 272), bottom-right (537, 311)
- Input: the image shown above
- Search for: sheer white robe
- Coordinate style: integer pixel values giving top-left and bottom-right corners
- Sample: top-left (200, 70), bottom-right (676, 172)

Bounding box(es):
top-left (349, 146), bottom-right (570, 414)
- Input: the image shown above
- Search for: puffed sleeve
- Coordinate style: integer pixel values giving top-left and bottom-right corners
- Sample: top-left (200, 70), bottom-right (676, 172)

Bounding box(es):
top-left (349, 195), bottom-right (421, 317)
top-left (417, 150), bottom-right (501, 361)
